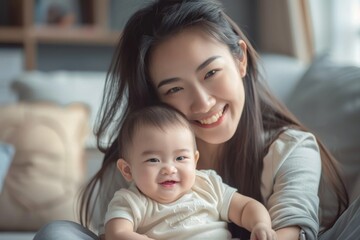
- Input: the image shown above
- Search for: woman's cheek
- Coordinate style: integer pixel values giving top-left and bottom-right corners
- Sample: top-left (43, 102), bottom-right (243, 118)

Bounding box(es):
top-left (162, 96), bottom-right (188, 116)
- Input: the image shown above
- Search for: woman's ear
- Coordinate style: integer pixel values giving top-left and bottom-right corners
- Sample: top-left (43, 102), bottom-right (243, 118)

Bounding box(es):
top-left (238, 40), bottom-right (248, 78)
top-left (117, 159), bottom-right (133, 182)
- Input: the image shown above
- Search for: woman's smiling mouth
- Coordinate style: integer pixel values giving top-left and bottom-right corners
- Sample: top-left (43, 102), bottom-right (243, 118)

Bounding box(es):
top-left (194, 105), bottom-right (228, 127)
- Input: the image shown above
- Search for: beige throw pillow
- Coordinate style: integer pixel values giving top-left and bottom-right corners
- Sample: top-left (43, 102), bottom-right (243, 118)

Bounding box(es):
top-left (0, 102), bottom-right (90, 231)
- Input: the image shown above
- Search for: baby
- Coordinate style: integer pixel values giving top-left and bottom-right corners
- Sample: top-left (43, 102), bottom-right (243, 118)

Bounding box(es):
top-left (105, 105), bottom-right (276, 240)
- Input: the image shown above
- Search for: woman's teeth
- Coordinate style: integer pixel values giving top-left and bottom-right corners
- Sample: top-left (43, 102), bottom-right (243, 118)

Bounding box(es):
top-left (199, 109), bottom-right (223, 125)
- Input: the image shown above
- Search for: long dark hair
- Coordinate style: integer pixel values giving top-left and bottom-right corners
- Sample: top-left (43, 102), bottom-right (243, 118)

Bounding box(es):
top-left (79, 0), bottom-right (348, 237)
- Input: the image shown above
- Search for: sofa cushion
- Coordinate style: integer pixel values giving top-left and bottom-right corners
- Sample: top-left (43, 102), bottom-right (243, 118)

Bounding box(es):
top-left (287, 56), bottom-right (360, 202)
top-left (0, 102), bottom-right (90, 231)
top-left (260, 53), bottom-right (308, 103)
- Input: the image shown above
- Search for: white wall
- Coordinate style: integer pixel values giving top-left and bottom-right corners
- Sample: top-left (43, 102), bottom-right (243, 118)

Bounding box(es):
top-left (309, 0), bottom-right (360, 65)
top-left (308, 0), bottom-right (333, 54)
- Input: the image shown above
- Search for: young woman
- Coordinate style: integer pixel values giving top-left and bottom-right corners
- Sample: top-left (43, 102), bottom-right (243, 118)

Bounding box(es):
top-left (34, 0), bottom-right (359, 240)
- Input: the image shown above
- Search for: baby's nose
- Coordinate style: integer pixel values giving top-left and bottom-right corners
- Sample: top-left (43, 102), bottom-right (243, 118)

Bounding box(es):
top-left (161, 164), bottom-right (177, 175)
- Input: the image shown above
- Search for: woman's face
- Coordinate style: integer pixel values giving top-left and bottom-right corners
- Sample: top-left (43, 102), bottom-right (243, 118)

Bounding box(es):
top-left (149, 27), bottom-right (247, 145)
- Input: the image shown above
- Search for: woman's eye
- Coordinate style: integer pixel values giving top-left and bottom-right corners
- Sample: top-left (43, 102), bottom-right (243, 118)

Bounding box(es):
top-left (204, 69), bottom-right (218, 79)
top-left (166, 87), bottom-right (183, 95)
top-left (146, 158), bottom-right (159, 163)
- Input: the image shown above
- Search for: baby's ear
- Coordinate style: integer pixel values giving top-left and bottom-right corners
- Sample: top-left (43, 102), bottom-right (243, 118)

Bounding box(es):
top-left (117, 159), bottom-right (133, 182)
top-left (194, 150), bottom-right (199, 164)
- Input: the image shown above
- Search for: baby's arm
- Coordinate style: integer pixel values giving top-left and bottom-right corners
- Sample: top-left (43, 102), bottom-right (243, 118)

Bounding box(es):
top-left (105, 218), bottom-right (154, 240)
top-left (228, 193), bottom-right (276, 240)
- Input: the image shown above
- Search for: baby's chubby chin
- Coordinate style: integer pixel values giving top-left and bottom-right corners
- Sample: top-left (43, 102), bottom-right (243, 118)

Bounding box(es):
top-left (192, 105), bottom-right (228, 128)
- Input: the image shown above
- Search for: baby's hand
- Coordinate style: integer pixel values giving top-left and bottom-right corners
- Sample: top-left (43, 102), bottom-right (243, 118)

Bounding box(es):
top-left (141, 234), bottom-right (155, 240)
top-left (250, 222), bottom-right (277, 240)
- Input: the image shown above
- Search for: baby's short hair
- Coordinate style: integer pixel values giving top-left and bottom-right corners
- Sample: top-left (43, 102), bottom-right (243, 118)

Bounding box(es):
top-left (118, 104), bottom-right (195, 158)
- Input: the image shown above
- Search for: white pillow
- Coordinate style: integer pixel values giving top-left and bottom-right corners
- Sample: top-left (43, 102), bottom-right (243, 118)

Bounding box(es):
top-left (12, 71), bottom-right (106, 148)
top-left (0, 102), bottom-right (89, 230)
top-left (287, 56), bottom-right (360, 202)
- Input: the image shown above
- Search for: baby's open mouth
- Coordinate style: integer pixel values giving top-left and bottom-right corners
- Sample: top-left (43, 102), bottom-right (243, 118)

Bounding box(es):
top-left (160, 180), bottom-right (177, 186)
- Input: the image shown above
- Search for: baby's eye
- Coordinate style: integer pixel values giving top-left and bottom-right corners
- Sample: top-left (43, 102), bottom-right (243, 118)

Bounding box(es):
top-left (166, 87), bottom-right (183, 95)
top-left (146, 158), bottom-right (159, 163)
top-left (176, 156), bottom-right (187, 161)
top-left (204, 69), bottom-right (218, 79)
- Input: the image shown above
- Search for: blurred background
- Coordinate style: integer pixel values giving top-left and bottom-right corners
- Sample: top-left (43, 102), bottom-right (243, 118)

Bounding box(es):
top-left (0, 0), bottom-right (359, 239)
top-left (1, 0), bottom-right (359, 71)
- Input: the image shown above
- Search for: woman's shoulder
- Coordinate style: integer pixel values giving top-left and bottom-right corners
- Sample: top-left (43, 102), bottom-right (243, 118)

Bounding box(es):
top-left (276, 128), bottom-right (317, 146)
top-left (270, 128), bottom-right (318, 156)
top-left (264, 128), bottom-right (320, 171)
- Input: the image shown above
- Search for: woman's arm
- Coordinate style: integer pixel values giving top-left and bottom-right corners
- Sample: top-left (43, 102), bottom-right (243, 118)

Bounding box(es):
top-left (105, 218), bottom-right (154, 240)
top-left (263, 130), bottom-right (322, 239)
top-left (275, 226), bottom-right (301, 240)
top-left (229, 192), bottom-right (301, 240)
top-left (229, 192), bottom-right (276, 239)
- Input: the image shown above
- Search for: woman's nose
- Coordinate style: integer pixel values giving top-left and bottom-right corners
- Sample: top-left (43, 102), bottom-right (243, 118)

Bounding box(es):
top-left (161, 164), bottom-right (177, 175)
top-left (190, 86), bottom-right (215, 114)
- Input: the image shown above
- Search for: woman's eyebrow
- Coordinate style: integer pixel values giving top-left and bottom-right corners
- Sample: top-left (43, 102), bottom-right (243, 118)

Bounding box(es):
top-left (157, 77), bottom-right (179, 89)
top-left (196, 56), bottom-right (221, 72)
top-left (157, 55), bottom-right (221, 89)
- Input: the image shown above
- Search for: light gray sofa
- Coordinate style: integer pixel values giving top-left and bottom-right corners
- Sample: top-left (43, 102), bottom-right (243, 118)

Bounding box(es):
top-left (0, 53), bottom-right (359, 240)
top-left (262, 53), bottom-right (360, 202)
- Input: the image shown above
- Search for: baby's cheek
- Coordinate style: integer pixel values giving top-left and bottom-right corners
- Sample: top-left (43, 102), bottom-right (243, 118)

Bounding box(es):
top-left (141, 170), bottom-right (158, 183)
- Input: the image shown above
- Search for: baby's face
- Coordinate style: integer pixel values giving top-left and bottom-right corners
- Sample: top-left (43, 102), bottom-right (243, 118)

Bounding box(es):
top-left (124, 125), bottom-right (198, 204)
